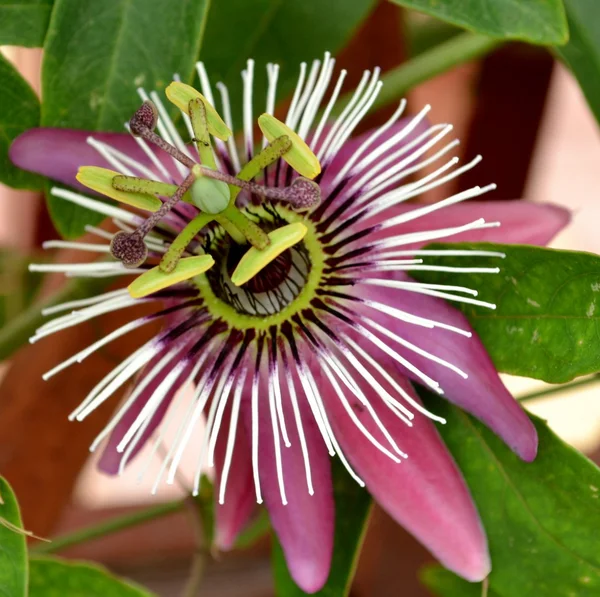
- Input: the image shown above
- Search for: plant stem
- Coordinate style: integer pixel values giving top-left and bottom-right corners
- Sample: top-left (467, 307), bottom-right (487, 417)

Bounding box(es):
top-left (335, 32), bottom-right (502, 115)
top-left (518, 374), bottom-right (600, 403)
top-left (181, 497), bottom-right (207, 597)
top-left (30, 499), bottom-right (184, 555)
top-left (0, 275), bottom-right (113, 361)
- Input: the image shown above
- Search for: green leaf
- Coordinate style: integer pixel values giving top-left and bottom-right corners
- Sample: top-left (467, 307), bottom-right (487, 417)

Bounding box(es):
top-left (0, 0), bottom-right (53, 47)
top-left (421, 566), bottom-right (500, 597)
top-left (389, 0), bottom-right (568, 45)
top-left (272, 458), bottom-right (372, 596)
top-left (0, 477), bottom-right (28, 597)
top-left (29, 557), bottom-right (157, 597)
top-left (555, 0), bottom-right (600, 126)
top-left (199, 0), bottom-right (376, 124)
top-left (0, 53), bottom-right (43, 190)
top-left (412, 243), bottom-right (600, 383)
top-left (422, 392), bottom-right (600, 597)
top-left (41, 0), bottom-right (210, 237)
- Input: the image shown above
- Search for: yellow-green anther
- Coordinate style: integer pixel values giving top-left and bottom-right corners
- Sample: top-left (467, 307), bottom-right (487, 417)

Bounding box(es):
top-left (113, 175), bottom-right (177, 197)
top-left (231, 222), bottom-right (308, 287)
top-left (189, 98), bottom-right (217, 170)
top-left (128, 255), bottom-right (215, 298)
top-left (229, 135), bottom-right (292, 203)
top-left (165, 82), bottom-right (231, 141)
top-left (258, 114), bottom-right (321, 179)
top-left (77, 167), bottom-right (162, 212)
top-left (220, 204), bottom-right (270, 249)
top-left (190, 165), bottom-right (230, 214)
top-left (160, 212), bottom-right (214, 273)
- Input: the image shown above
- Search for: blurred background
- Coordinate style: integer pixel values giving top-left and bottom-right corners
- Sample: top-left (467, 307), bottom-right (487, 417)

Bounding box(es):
top-left (1, 2), bottom-right (599, 595)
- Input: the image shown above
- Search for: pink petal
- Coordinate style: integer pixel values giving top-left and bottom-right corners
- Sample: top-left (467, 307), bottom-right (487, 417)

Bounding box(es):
top-left (213, 397), bottom-right (257, 550)
top-left (10, 128), bottom-right (181, 191)
top-left (240, 362), bottom-right (334, 594)
top-left (365, 200), bottom-right (570, 248)
top-left (356, 283), bottom-right (537, 461)
top-left (97, 350), bottom-right (194, 475)
top-left (319, 365), bottom-right (490, 582)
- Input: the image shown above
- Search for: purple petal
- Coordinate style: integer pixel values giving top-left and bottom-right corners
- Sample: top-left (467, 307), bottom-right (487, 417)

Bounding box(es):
top-left (10, 128), bottom-right (181, 191)
top-left (213, 397), bottom-right (257, 550)
top-left (240, 364), bottom-right (334, 593)
top-left (356, 283), bottom-right (537, 461)
top-left (319, 366), bottom-right (490, 581)
top-left (367, 200), bottom-right (570, 248)
top-left (97, 350), bottom-right (194, 475)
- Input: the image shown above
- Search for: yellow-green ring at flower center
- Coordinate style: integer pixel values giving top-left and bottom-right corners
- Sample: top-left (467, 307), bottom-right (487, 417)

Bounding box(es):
top-left (192, 206), bottom-right (325, 331)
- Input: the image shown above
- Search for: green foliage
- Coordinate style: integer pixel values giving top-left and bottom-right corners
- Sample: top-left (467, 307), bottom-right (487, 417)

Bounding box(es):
top-left (0, 53), bottom-right (43, 190)
top-left (423, 393), bottom-right (600, 597)
top-left (41, 0), bottom-right (210, 237)
top-left (556, 0), bottom-right (600, 126)
top-left (413, 243), bottom-right (600, 382)
top-left (0, 478), bottom-right (28, 597)
top-left (29, 558), bottom-right (157, 597)
top-left (421, 566), bottom-right (500, 597)
top-left (272, 459), bottom-right (372, 596)
top-left (389, 0), bottom-right (568, 45)
top-left (199, 0), bottom-right (377, 124)
top-left (0, 0), bottom-right (53, 47)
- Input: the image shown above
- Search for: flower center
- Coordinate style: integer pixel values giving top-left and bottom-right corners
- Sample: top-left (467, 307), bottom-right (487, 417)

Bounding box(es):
top-left (194, 205), bottom-right (326, 330)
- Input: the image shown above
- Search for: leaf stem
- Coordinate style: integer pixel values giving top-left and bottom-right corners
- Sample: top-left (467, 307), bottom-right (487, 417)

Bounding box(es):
top-left (181, 497), bottom-right (207, 597)
top-left (30, 499), bottom-right (184, 555)
top-left (335, 32), bottom-right (502, 115)
top-left (518, 374), bottom-right (600, 403)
